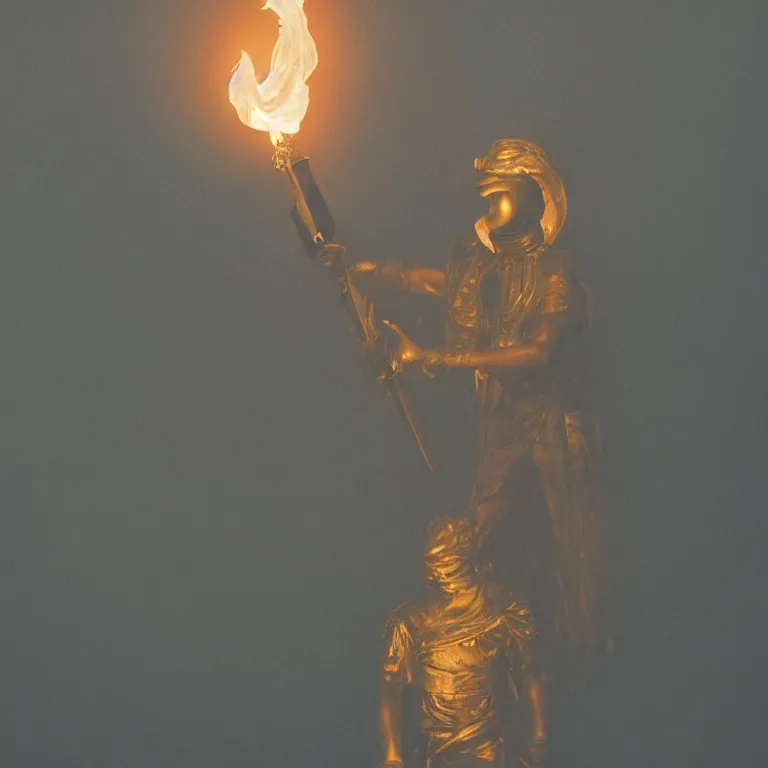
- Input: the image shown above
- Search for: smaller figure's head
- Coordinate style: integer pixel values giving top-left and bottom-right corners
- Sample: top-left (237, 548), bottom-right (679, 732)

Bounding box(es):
top-left (424, 517), bottom-right (478, 594)
top-left (473, 139), bottom-right (568, 246)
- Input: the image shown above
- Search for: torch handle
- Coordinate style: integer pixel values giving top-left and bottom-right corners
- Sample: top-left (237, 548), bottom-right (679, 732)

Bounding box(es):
top-left (279, 156), bottom-right (337, 256)
top-left (275, 151), bottom-right (435, 471)
top-left (284, 159), bottom-right (321, 241)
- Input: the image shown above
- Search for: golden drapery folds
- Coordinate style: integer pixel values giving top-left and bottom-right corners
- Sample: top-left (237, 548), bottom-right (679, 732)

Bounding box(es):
top-left (381, 519), bottom-right (540, 768)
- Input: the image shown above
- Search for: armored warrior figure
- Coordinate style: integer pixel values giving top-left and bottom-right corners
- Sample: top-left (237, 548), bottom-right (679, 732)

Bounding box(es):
top-left (351, 140), bottom-right (605, 650)
top-left (378, 517), bottom-right (547, 768)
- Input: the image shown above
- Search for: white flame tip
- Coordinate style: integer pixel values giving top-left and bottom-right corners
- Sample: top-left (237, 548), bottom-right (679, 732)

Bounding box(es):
top-left (228, 0), bottom-right (317, 137)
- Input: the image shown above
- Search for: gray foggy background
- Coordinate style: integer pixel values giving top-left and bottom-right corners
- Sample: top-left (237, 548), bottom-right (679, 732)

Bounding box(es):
top-left (4, 1), bottom-right (767, 766)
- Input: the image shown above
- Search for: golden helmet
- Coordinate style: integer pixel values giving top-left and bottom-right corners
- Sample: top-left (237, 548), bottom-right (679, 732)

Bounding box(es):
top-left (474, 139), bottom-right (568, 245)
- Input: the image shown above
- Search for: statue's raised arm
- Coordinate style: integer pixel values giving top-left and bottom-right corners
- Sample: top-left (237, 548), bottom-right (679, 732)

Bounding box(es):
top-left (349, 260), bottom-right (447, 297)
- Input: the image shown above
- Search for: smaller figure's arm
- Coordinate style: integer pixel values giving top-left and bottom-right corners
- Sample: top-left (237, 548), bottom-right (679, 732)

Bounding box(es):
top-left (517, 643), bottom-right (548, 767)
top-left (524, 667), bottom-right (547, 754)
top-left (378, 679), bottom-right (405, 766)
top-left (377, 615), bottom-right (414, 766)
top-left (499, 597), bottom-right (548, 768)
top-left (351, 260), bottom-right (447, 297)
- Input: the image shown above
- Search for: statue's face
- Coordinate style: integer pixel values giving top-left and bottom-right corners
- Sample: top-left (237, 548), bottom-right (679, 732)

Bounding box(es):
top-left (473, 141), bottom-right (565, 244)
top-left (477, 175), bottom-right (545, 235)
top-left (483, 190), bottom-right (516, 232)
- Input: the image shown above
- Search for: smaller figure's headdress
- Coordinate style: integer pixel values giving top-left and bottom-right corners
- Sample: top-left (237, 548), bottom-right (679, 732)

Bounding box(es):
top-left (474, 139), bottom-right (568, 245)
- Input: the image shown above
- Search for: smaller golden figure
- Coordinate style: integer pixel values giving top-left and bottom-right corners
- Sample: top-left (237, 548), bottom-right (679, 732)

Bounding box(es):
top-left (378, 518), bottom-right (547, 768)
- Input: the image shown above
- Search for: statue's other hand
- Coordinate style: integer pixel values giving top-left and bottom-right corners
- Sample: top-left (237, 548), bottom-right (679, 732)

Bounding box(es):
top-left (381, 320), bottom-right (424, 377)
top-left (421, 349), bottom-right (449, 378)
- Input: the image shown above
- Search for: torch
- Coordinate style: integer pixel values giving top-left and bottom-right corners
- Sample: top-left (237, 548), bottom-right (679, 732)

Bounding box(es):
top-left (227, 0), bottom-right (435, 470)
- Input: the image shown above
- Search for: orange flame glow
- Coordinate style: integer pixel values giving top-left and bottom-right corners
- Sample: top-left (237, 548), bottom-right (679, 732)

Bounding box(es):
top-left (228, 0), bottom-right (318, 145)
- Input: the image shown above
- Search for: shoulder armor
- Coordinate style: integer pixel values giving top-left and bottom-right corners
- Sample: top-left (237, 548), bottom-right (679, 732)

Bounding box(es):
top-left (450, 234), bottom-right (480, 260)
top-left (486, 583), bottom-right (535, 642)
top-left (539, 246), bottom-right (573, 275)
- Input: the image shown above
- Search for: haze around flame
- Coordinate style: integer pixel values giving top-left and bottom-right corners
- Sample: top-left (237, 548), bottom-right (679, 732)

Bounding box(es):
top-left (228, 0), bottom-right (318, 145)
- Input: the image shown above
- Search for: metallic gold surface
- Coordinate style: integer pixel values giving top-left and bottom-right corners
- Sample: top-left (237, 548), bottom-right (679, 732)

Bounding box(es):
top-left (473, 140), bottom-right (567, 246)
top-left (271, 134), bottom-right (295, 170)
top-left (379, 518), bottom-right (547, 768)
top-left (382, 320), bottom-right (427, 371)
top-left (353, 140), bottom-right (606, 651)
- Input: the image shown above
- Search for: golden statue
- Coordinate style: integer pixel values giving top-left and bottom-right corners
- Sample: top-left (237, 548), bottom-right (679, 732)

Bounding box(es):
top-left (378, 517), bottom-right (547, 768)
top-left (349, 140), bottom-right (606, 651)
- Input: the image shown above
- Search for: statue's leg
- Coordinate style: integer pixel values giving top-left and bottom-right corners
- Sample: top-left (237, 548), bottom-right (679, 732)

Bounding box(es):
top-left (531, 439), bottom-right (568, 539)
top-left (532, 428), bottom-right (600, 650)
top-left (564, 411), bottom-right (608, 650)
top-left (468, 411), bottom-right (527, 546)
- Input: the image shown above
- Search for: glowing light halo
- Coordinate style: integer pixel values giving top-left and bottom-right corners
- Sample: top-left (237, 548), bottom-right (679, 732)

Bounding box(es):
top-left (228, 0), bottom-right (318, 145)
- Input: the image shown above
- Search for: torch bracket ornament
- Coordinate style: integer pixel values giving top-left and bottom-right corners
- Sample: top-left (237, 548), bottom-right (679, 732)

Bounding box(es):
top-left (272, 136), bottom-right (296, 171)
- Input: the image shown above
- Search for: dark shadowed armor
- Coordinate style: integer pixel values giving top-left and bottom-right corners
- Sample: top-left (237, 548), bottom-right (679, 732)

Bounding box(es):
top-left (445, 231), bottom-right (604, 649)
top-left (348, 139), bottom-right (606, 651)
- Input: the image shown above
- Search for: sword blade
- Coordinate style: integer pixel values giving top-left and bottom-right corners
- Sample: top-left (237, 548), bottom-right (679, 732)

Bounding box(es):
top-left (388, 376), bottom-right (436, 472)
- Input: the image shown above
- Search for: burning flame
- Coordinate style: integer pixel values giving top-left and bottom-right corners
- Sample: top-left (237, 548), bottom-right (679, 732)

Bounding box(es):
top-left (228, 0), bottom-right (318, 146)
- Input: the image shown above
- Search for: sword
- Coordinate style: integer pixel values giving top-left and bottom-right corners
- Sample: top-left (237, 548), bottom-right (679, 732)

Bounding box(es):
top-left (274, 140), bottom-right (435, 471)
